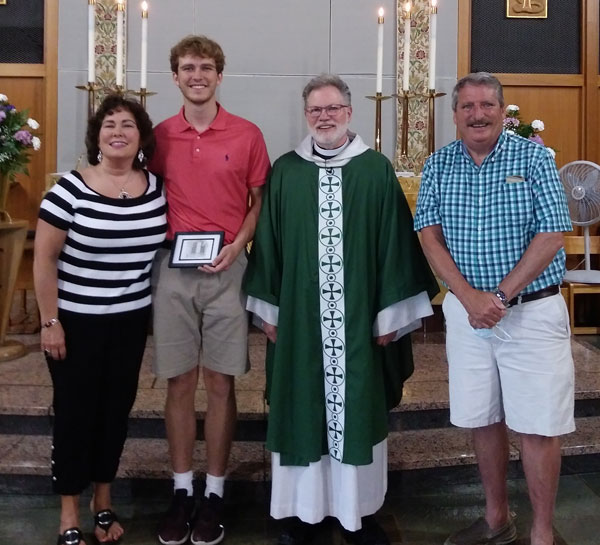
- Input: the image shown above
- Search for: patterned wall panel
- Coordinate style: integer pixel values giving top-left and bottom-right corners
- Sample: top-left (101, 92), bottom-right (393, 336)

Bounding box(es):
top-left (395, 0), bottom-right (431, 173)
top-left (93, 0), bottom-right (126, 105)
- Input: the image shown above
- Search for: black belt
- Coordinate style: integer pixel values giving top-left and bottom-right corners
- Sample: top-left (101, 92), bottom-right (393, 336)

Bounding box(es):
top-left (161, 240), bottom-right (173, 249)
top-left (507, 285), bottom-right (559, 307)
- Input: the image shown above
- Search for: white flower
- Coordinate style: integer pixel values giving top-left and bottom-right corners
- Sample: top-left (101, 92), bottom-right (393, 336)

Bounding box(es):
top-left (546, 147), bottom-right (555, 159)
top-left (506, 104), bottom-right (519, 113)
top-left (32, 136), bottom-right (41, 151)
top-left (505, 129), bottom-right (516, 135)
top-left (531, 119), bottom-right (544, 132)
top-left (27, 118), bottom-right (40, 130)
top-left (0, 94), bottom-right (7, 102)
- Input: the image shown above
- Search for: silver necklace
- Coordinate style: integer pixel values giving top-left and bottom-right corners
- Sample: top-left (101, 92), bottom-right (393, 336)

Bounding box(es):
top-left (118, 170), bottom-right (134, 199)
top-left (105, 169), bottom-right (134, 199)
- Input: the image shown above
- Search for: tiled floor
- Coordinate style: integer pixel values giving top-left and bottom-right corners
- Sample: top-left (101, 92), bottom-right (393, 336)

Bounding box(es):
top-left (2, 472), bottom-right (600, 544)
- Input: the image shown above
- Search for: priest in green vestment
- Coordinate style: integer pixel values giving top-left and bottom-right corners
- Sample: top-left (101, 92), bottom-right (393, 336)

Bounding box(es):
top-left (244, 74), bottom-right (439, 545)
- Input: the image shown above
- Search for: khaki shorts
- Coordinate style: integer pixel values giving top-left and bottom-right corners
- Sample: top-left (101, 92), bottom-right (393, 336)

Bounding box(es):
top-left (151, 248), bottom-right (250, 379)
top-left (443, 292), bottom-right (575, 437)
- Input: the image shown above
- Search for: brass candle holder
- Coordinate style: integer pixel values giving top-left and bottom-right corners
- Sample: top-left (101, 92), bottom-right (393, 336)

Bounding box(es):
top-left (132, 88), bottom-right (157, 110)
top-left (75, 82), bottom-right (101, 119)
top-left (366, 93), bottom-right (393, 152)
top-left (425, 89), bottom-right (446, 155)
top-left (395, 90), bottom-right (412, 158)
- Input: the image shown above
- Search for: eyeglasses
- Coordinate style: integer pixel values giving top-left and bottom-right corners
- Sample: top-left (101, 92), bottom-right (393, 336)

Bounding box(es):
top-left (304, 104), bottom-right (349, 118)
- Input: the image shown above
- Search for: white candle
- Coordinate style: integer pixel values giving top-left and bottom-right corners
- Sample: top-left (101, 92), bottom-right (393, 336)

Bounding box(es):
top-left (88, 0), bottom-right (96, 83)
top-left (116, 0), bottom-right (125, 87)
top-left (402, 2), bottom-right (411, 92)
top-left (429, 0), bottom-right (438, 91)
top-left (141, 2), bottom-right (148, 89)
top-left (376, 8), bottom-right (384, 94)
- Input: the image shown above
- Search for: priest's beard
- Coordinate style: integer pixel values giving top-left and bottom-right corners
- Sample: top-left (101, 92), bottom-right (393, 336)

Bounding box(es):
top-left (308, 121), bottom-right (350, 150)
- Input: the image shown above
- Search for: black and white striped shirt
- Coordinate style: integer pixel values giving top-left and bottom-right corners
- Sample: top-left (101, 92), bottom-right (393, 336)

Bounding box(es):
top-left (39, 170), bottom-right (167, 315)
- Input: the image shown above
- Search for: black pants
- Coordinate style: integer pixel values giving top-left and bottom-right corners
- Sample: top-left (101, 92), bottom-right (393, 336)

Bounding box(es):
top-left (47, 307), bottom-right (151, 495)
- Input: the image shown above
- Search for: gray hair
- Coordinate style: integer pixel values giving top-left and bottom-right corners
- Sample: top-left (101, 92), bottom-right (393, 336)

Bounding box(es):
top-left (451, 72), bottom-right (504, 111)
top-left (302, 74), bottom-right (352, 107)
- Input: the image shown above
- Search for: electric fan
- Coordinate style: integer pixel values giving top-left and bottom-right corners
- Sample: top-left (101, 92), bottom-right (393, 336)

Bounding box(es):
top-left (558, 160), bottom-right (600, 283)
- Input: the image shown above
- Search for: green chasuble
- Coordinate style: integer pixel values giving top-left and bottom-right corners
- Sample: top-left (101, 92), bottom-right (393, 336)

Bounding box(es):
top-left (244, 134), bottom-right (438, 467)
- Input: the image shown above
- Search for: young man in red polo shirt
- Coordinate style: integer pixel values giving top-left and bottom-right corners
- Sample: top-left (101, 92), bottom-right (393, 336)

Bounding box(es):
top-left (148, 35), bottom-right (270, 545)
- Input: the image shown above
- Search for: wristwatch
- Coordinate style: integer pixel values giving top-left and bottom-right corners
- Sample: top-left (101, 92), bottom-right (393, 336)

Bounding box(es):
top-left (493, 288), bottom-right (510, 308)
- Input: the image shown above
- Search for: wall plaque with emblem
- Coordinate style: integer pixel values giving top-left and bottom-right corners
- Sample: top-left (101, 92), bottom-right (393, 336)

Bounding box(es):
top-left (507, 0), bottom-right (547, 19)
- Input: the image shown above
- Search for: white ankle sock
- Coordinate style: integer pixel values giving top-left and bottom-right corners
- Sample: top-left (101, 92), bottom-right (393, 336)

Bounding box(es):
top-left (204, 474), bottom-right (225, 498)
top-left (173, 470), bottom-right (194, 496)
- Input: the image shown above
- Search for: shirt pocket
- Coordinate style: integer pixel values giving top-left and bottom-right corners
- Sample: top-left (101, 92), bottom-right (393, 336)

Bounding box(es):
top-left (492, 180), bottom-right (534, 229)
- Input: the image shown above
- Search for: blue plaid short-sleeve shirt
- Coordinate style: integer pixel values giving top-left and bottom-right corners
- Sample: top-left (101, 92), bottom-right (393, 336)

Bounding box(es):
top-left (414, 131), bottom-right (572, 293)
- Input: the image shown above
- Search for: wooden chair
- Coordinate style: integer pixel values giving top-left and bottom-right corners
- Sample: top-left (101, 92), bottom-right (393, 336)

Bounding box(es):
top-left (562, 235), bottom-right (600, 334)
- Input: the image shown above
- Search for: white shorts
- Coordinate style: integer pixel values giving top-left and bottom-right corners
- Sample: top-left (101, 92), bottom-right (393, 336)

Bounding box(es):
top-left (443, 292), bottom-right (575, 437)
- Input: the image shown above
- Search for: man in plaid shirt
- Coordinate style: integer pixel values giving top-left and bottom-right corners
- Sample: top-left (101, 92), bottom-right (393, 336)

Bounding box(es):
top-left (414, 72), bottom-right (574, 545)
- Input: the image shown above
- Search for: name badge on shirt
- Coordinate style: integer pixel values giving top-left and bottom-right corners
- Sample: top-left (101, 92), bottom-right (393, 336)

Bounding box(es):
top-left (505, 175), bottom-right (525, 184)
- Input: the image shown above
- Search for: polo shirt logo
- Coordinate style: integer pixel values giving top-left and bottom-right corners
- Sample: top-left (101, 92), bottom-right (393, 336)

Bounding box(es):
top-left (225, 154), bottom-right (229, 161)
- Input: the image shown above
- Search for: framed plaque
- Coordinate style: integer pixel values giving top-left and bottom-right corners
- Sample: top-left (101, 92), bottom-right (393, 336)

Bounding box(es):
top-left (168, 231), bottom-right (224, 268)
top-left (507, 0), bottom-right (547, 19)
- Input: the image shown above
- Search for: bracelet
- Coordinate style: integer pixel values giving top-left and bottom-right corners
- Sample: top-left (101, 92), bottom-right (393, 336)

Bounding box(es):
top-left (41, 318), bottom-right (60, 329)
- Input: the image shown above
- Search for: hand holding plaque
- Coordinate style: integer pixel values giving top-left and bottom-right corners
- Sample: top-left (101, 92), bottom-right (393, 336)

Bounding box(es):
top-left (168, 231), bottom-right (225, 268)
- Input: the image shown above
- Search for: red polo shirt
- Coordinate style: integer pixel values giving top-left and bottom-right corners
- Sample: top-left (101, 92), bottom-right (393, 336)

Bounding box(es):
top-left (149, 104), bottom-right (270, 243)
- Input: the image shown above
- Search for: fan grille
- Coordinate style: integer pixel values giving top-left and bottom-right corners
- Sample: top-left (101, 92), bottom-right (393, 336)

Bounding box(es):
top-left (558, 161), bottom-right (600, 226)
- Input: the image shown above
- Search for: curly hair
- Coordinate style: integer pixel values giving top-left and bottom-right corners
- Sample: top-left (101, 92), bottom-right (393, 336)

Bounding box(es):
top-left (86, 95), bottom-right (155, 169)
top-left (169, 35), bottom-right (226, 74)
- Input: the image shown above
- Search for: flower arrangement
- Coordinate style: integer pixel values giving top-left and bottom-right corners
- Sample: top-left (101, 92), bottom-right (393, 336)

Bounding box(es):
top-left (503, 104), bottom-right (555, 158)
top-left (0, 93), bottom-right (41, 183)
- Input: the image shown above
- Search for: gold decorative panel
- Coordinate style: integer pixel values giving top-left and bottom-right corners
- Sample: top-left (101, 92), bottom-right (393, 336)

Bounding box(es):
top-left (506, 0), bottom-right (548, 19)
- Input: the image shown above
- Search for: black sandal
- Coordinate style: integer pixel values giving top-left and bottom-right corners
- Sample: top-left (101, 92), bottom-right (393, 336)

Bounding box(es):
top-left (94, 509), bottom-right (120, 542)
top-left (57, 527), bottom-right (84, 545)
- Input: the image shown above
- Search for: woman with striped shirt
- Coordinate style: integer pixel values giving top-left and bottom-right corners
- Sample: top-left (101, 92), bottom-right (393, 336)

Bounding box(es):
top-left (34, 95), bottom-right (167, 545)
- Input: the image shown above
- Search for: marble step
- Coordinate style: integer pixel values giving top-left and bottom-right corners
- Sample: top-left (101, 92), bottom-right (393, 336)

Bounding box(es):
top-left (1, 417), bottom-right (600, 484)
top-left (1, 334), bottom-right (599, 436)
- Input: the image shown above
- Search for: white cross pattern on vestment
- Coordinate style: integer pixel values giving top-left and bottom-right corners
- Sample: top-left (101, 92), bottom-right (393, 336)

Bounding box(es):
top-left (319, 254), bottom-right (343, 275)
top-left (319, 226), bottom-right (342, 246)
top-left (321, 281), bottom-right (343, 302)
top-left (319, 200), bottom-right (342, 220)
top-left (326, 392), bottom-right (344, 414)
top-left (321, 308), bottom-right (344, 329)
top-left (319, 174), bottom-right (341, 194)
top-left (327, 420), bottom-right (343, 441)
top-left (323, 337), bottom-right (345, 357)
top-left (325, 365), bottom-right (345, 385)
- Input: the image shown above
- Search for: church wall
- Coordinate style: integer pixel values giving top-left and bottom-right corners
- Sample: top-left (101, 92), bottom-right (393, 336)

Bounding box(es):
top-left (55, 0), bottom-right (459, 171)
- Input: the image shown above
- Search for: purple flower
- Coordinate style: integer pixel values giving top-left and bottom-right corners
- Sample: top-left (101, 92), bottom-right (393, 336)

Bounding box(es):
top-left (14, 130), bottom-right (33, 145)
top-left (0, 111), bottom-right (5, 122)
top-left (503, 117), bottom-right (520, 127)
top-left (528, 134), bottom-right (544, 146)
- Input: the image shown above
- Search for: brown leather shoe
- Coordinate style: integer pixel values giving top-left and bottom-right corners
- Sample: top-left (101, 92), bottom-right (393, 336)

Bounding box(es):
top-left (444, 514), bottom-right (517, 545)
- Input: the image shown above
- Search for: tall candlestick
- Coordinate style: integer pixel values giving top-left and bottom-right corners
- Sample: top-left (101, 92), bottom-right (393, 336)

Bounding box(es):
top-left (116, 0), bottom-right (125, 87)
top-left (376, 8), bottom-right (384, 94)
top-left (429, 0), bottom-right (438, 90)
top-left (88, 0), bottom-right (96, 83)
top-left (402, 2), bottom-right (412, 92)
top-left (141, 2), bottom-right (148, 89)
